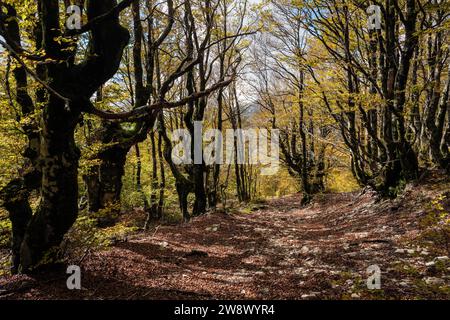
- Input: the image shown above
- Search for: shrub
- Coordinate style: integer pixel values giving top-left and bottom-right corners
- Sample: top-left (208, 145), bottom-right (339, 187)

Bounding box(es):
top-left (61, 212), bottom-right (138, 263)
top-left (0, 215), bottom-right (11, 249)
top-left (420, 193), bottom-right (450, 255)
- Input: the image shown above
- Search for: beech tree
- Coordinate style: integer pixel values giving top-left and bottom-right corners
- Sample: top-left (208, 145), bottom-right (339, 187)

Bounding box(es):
top-left (158, 0), bottom-right (249, 220)
top-left (296, 0), bottom-right (448, 194)
top-left (251, 2), bottom-right (330, 203)
top-left (0, 0), bottom-right (237, 273)
top-left (82, 0), bottom-right (175, 215)
top-left (0, 0), bottom-right (134, 273)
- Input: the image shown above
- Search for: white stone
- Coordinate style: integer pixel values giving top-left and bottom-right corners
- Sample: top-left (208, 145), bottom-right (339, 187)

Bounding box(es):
top-left (301, 293), bottom-right (317, 299)
top-left (436, 256), bottom-right (449, 262)
top-left (424, 277), bottom-right (445, 286)
top-left (160, 241), bottom-right (169, 248)
top-left (300, 246), bottom-right (309, 254)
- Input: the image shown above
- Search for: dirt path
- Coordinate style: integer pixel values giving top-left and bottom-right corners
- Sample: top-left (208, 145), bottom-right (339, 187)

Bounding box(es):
top-left (1, 184), bottom-right (449, 300)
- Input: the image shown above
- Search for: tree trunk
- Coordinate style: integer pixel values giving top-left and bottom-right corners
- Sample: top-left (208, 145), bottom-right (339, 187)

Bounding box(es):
top-left (145, 131), bottom-right (159, 228)
top-left (4, 0), bottom-right (132, 272)
top-left (20, 96), bottom-right (81, 271)
top-left (84, 136), bottom-right (129, 215)
top-left (157, 132), bottom-right (165, 218)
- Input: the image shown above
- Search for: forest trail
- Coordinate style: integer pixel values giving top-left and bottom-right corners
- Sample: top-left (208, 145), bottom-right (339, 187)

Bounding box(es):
top-left (1, 175), bottom-right (449, 300)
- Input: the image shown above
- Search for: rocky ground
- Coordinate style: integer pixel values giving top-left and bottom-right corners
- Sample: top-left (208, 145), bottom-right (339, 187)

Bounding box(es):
top-left (0, 172), bottom-right (449, 300)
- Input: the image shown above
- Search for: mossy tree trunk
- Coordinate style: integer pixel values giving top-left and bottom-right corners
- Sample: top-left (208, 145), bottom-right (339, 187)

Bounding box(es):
top-left (20, 95), bottom-right (81, 269)
top-left (1, 0), bottom-right (132, 272)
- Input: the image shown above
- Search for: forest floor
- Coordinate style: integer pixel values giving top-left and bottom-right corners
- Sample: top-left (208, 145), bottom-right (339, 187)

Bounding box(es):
top-left (0, 172), bottom-right (449, 300)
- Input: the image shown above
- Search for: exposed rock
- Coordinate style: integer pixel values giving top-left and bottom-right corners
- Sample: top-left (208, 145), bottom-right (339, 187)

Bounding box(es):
top-left (436, 256), bottom-right (449, 262)
top-left (424, 277), bottom-right (445, 286)
top-left (300, 246), bottom-right (309, 254)
top-left (159, 241), bottom-right (169, 249)
top-left (301, 293), bottom-right (317, 299)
